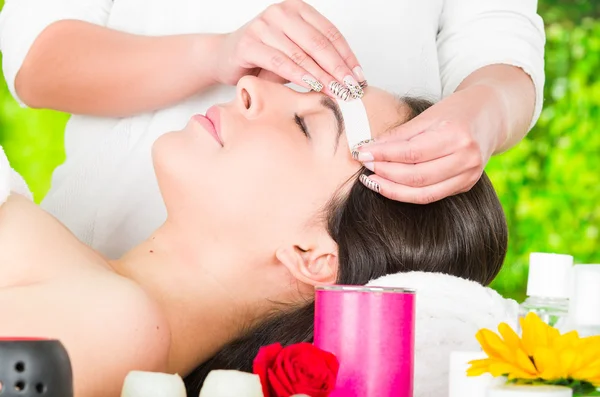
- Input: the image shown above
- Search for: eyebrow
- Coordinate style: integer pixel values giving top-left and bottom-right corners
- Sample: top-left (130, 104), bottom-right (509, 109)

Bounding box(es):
top-left (319, 96), bottom-right (345, 152)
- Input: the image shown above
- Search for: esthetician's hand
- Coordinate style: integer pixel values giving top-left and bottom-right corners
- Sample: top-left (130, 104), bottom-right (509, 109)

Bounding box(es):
top-left (214, 0), bottom-right (365, 97)
top-left (355, 86), bottom-right (503, 204)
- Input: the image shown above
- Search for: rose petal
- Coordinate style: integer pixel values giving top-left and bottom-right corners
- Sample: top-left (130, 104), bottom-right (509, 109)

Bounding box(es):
top-left (253, 343), bottom-right (284, 397)
top-left (271, 362), bottom-right (295, 394)
top-left (267, 368), bottom-right (295, 397)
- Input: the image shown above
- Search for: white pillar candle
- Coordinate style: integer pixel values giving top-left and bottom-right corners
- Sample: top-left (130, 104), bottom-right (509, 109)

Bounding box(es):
top-left (487, 385), bottom-right (573, 397)
top-left (120, 371), bottom-right (186, 397)
top-left (449, 351), bottom-right (506, 397)
top-left (198, 370), bottom-right (263, 397)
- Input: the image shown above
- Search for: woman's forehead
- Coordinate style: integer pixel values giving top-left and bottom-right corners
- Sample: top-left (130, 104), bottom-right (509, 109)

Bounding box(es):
top-left (362, 87), bottom-right (408, 139)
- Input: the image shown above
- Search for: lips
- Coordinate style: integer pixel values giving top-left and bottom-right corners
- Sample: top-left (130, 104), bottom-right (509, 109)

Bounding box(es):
top-left (193, 106), bottom-right (223, 145)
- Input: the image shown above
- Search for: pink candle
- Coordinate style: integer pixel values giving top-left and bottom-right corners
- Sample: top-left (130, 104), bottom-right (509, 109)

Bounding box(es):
top-left (314, 285), bottom-right (415, 397)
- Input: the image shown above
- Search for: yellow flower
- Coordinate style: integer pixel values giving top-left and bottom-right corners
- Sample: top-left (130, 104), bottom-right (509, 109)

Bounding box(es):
top-left (467, 312), bottom-right (600, 387)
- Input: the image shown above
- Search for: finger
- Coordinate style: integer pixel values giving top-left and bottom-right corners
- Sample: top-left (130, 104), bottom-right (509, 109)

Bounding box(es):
top-left (297, 3), bottom-right (364, 82)
top-left (259, 29), bottom-right (337, 96)
top-left (245, 42), bottom-right (319, 92)
top-left (368, 152), bottom-right (479, 188)
top-left (362, 113), bottom-right (432, 147)
top-left (281, 15), bottom-right (361, 95)
top-left (358, 128), bottom-right (461, 164)
top-left (359, 172), bottom-right (475, 204)
top-left (256, 69), bottom-right (289, 84)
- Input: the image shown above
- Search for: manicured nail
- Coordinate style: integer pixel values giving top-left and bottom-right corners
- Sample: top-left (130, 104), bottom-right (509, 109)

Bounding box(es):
top-left (353, 66), bottom-right (366, 82)
top-left (358, 151), bottom-right (374, 162)
top-left (329, 81), bottom-right (353, 101)
top-left (363, 161), bottom-right (375, 172)
top-left (343, 75), bottom-right (364, 99)
top-left (302, 75), bottom-right (323, 92)
top-left (359, 174), bottom-right (380, 193)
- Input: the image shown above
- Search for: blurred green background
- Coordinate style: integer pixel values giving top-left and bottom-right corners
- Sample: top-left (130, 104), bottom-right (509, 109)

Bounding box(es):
top-left (0, 1), bottom-right (598, 301)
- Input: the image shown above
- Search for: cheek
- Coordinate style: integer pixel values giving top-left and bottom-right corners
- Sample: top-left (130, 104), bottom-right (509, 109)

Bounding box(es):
top-left (197, 140), bottom-right (323, 234)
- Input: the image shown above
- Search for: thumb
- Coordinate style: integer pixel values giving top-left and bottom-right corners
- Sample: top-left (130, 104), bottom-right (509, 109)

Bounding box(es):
top-left (369, 111), bottom-right (431, 145)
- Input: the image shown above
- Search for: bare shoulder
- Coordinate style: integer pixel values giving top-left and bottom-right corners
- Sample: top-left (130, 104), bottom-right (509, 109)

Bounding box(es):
top-left (96, 275), bottom-right (171, 351)
top-left (64, 276), bottom-right (172, 397)
top-left (78, 276), bottom-right (172, 392)
top-left (0, 275), bottom-right (172, 397)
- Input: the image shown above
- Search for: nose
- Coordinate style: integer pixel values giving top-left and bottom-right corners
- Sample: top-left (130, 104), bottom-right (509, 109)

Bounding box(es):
top-left (235, 75), bottom-right (267, 118)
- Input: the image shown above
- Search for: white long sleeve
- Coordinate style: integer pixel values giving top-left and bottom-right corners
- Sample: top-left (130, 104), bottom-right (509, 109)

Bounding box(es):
top-left (437, 0), bottom-right (546, 130)
top-left (0, 0), bottom-right (548, 257)
top-left (0, 0), bottom-right (113, 104)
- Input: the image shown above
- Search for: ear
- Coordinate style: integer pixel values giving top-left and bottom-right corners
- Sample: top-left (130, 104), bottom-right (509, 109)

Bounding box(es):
top-left (275, 231), bottom-right (338, 287)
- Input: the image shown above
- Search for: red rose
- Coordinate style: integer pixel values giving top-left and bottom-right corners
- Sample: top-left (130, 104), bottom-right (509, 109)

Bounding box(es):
top-left (253, 343), bottom-right (339, 397)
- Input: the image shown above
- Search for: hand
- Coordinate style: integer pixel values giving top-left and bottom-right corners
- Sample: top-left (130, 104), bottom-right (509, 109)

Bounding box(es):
top-left (356, 86), bottom-right (504, 204)
top-left (213, 0), bottom-right (365, 99)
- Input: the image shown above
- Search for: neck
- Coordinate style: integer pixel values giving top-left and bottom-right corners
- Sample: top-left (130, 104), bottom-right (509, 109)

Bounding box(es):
top-left (110, 221), bottom-right (268, 375)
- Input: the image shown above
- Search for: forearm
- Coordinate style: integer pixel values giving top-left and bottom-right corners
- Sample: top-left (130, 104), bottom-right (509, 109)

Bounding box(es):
top-left (456, 64), bottom-right (536, 154)
top-left (15, 20), bottom-right (223, 117)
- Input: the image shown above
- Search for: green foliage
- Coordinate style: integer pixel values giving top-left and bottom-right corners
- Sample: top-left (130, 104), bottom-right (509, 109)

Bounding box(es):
top-left (0, 0), bottom-right (69, 199)
top-left (0, 1), bottom-right (598, 300)
top-left (487, 16), bottom-right (600, 300)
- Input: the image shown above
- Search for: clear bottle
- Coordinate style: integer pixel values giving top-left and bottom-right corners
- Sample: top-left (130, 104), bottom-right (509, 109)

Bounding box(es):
top-left (566, 264), bottom-right (600, 337)
top-left (518, 253), bottom-right (573, 331)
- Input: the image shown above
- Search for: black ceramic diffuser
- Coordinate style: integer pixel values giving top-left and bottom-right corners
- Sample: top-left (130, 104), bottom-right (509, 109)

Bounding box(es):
top-left (0, 339), bottom-right (73, 397)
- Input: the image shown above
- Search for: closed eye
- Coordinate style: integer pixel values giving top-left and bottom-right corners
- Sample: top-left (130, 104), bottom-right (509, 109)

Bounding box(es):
top-left (294, 114), bottom-right (310, 140)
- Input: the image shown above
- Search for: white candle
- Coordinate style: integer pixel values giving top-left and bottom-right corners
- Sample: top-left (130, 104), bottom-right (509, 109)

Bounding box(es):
top-left (487, 385), bottom-right (573, 397)
top-left (120, 371), bottom-right (186, 397)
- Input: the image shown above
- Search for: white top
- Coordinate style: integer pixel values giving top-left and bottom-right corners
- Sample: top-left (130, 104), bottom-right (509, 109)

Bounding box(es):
top-left (0, 0), bottom-right (546, 258)
top-left (0, 145), bottom-right (34, 206)
top-left (526, 253), bottom-right (573, 299)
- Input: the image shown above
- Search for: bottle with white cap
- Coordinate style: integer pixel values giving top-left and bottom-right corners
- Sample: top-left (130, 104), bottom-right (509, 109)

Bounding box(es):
top-left (518, 253), bottom-right (573, 331)
top-left (487, 385), bottom-right (572, 397)
top-left (566, 264), bottom-right (600, 337)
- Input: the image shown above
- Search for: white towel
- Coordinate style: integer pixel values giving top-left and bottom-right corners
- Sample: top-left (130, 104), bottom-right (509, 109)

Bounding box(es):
top-left (0, 145), bottom-right (34, 205)
top-left (367, 271), bottom-right (518, 397)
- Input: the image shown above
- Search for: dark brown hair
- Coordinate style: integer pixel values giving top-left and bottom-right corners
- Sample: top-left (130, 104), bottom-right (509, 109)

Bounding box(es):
top-left (183, 97), bottom-right (508, 396)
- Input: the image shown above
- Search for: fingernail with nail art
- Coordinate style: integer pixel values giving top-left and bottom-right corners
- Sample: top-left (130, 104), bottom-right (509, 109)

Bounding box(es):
top-left (302, 75), bottom-right (323, 92)
top-left (329, 81), bottom-right (353, 101)
top-left (351, 139), bottom-right (375, 151)
top-left (359, 174), bottom-right (380, 193)
top-left (343, 75), bottom-right (364, 99)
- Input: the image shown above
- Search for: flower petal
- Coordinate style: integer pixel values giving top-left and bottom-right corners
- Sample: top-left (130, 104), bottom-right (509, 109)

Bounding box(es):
top-left (498, 322), bottom-right (525, 352)
top-left (467, 359), bottom-right (492, 377)
top-left (534, 347), bottom-right (562, 380)
top-left (521, 313), bottom-right (551, 355)
top-left (515, 348), bottom-right (538, 376)
top-left (476, 329), bottom-right (515, 363)
top-left (488, 360), bottom-right (538, 379)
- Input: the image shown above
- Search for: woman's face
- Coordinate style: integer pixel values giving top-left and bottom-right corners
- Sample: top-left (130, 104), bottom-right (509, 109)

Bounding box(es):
top-left (153, 76), bottom-right (405, 258)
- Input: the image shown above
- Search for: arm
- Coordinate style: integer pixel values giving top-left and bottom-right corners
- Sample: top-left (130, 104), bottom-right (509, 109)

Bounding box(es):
top-left (455, 64), bottom-right (536, 153)
top-left (437, 0), bottom-right (546, 152)
top-left (0, 0), bottom-right (222, 117)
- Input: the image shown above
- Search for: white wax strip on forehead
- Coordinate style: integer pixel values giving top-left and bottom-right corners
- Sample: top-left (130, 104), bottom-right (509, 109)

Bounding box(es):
top-left (336, 98), bottom-right (372, 152)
